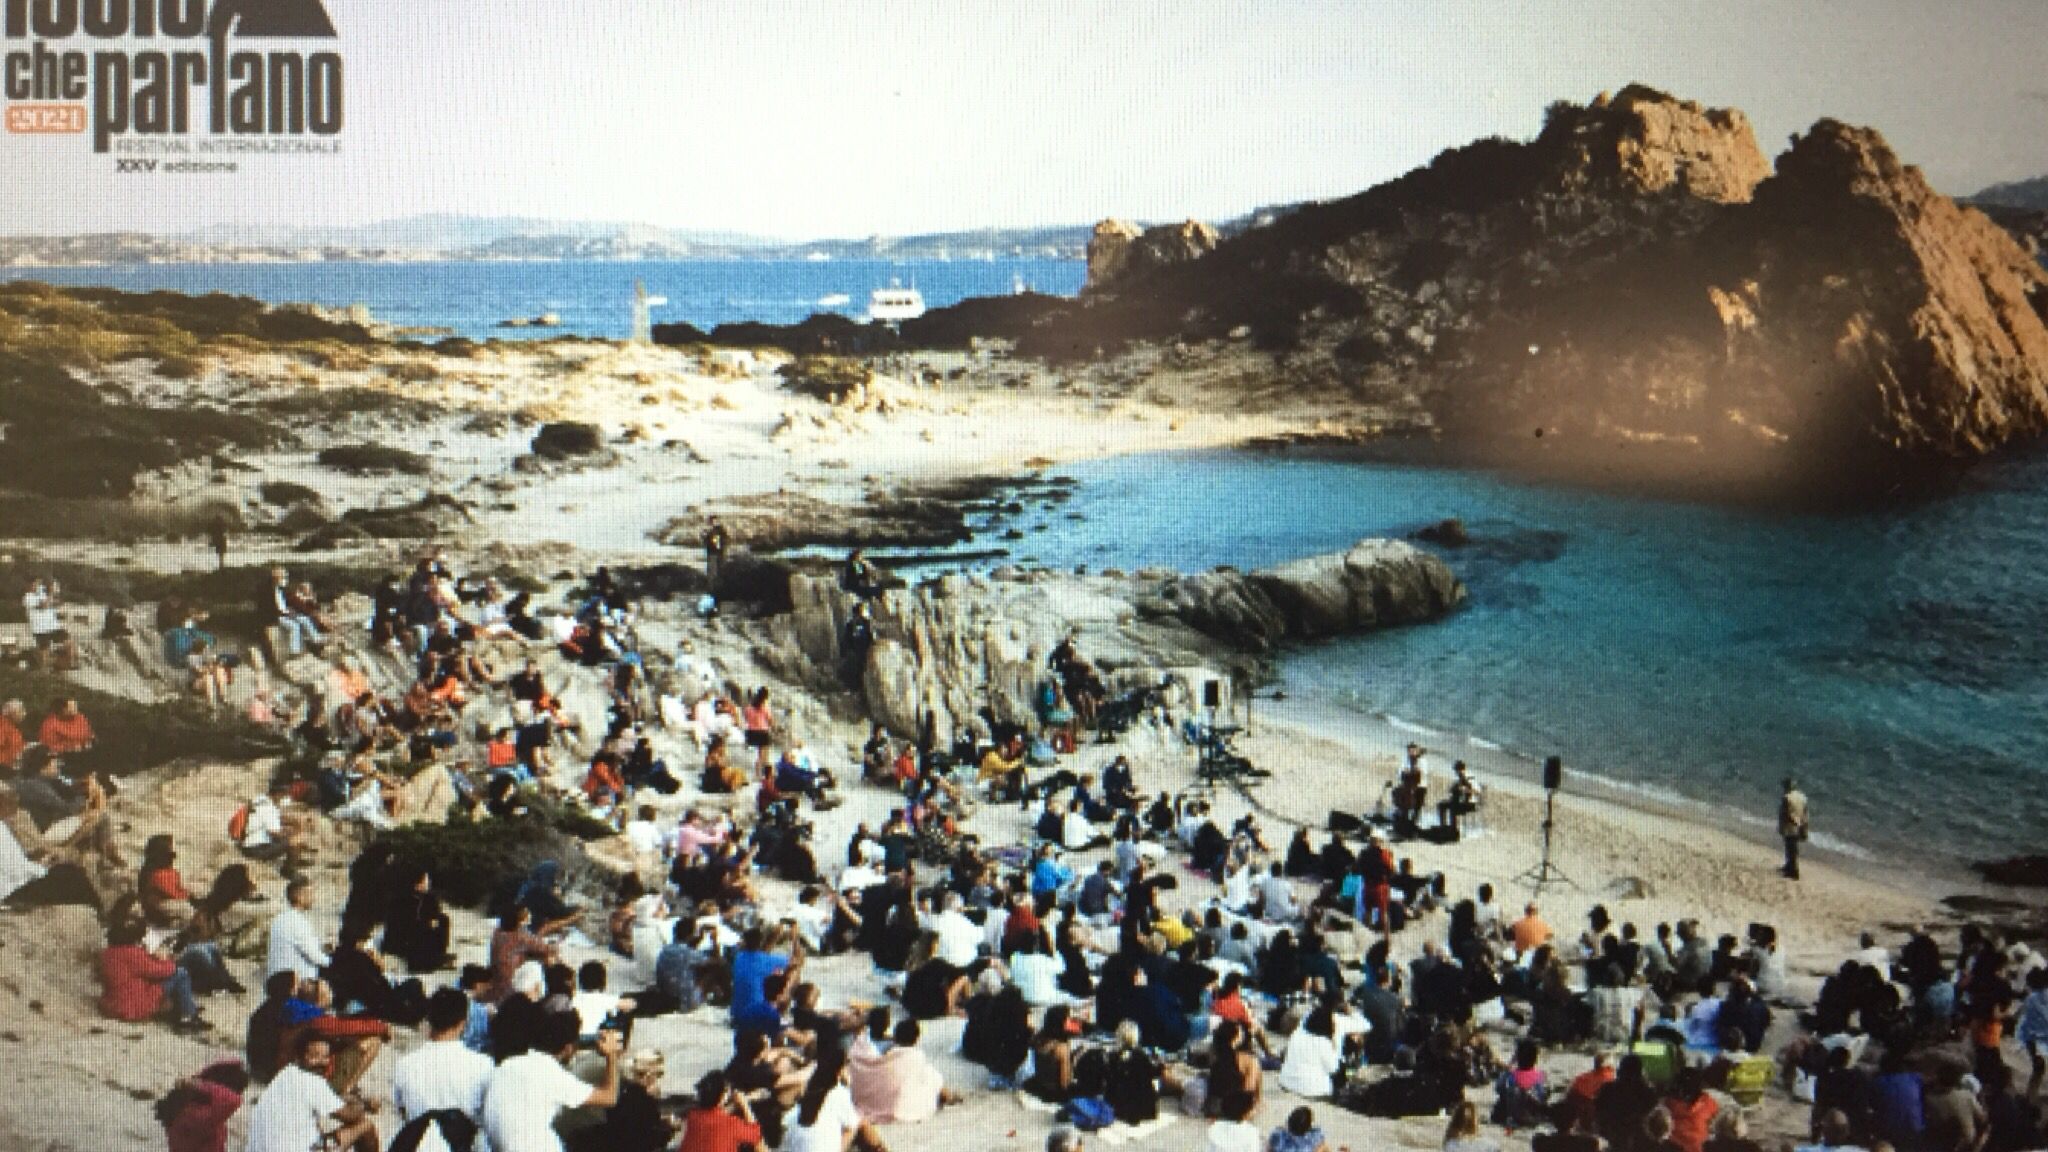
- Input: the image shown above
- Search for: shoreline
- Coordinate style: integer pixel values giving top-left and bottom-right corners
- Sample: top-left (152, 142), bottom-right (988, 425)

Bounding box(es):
top-left (1254, 691), bottom-right (1979, 898)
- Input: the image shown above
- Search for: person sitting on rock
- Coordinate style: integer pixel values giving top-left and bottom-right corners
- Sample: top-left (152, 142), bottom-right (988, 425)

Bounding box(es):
top-left (264, 568), bottom-right (326, 658)
top-left (163, 612), bottom-right (239, 708)
top-left (38, 696), bottom-right (95, 758)
top-left (23, 580), bottom-right (78, 672)
top-left (0, 699), bottom-right (26, 772)
top-left (703, 734), bottom-right (749, 794)
top-left (840, 548), bottom-right (884, 600)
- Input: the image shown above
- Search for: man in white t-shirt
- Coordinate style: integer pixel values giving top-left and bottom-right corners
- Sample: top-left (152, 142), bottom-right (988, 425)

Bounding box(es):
top-left (246, 1035), bottom-right (379, 1152)
top-left (265, 877), bottom-right (331, 980)
top-left (482, 1010), bottom-right (622, 1152)
top-left (393, 989), bottom-right (494, 1130)
top-left (930, 894), bottom-right (984, 968)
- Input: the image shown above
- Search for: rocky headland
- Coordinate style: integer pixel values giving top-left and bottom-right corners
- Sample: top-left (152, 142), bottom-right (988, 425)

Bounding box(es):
top-left (667, 85), bottom-right (2048, 504)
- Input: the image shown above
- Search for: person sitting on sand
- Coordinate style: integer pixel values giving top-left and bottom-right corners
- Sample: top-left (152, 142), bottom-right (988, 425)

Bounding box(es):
top-left (978, 735), bottom-right (1030, 803)
top-left (703, 734), bottom-right (749, 794)
top-left (680, 1069), bottom-right (764, 1152)
top-left (100, 917), bottom-right (209, 1033)
top-left (0, 788), bottom-right (105, 915)
top-left (266, 877), bottom-right (332, 982)
top-left (156, 1059), bottom-right (250, 1152)
top-left (243, 1034), bottom-right (380, 1152)
top-left (849, 1017), bottom-right (960, 1124)
top-left (137, 833), bottom-right (198, 929)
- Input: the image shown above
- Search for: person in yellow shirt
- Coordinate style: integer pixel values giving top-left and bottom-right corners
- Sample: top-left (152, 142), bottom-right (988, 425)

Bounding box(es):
top-left (977, 736), bottom-right (1029, 803)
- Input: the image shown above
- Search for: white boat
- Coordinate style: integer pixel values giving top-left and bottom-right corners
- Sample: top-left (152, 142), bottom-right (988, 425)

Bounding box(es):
top-left (818, 293), bottom-right (852, 308)
top-left (865, 279), bottom-right (926, 324)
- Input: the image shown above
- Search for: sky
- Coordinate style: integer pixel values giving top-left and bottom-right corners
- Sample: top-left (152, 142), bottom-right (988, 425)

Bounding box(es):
top-left (2, 0), bottom-right (2045, 239)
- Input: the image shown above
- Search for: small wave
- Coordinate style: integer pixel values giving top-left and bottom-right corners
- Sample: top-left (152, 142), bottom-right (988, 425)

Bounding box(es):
top-left (1469, 737), bottom-right (1503, 751)
top-left (1385, 715), bottom-right (1446, 738)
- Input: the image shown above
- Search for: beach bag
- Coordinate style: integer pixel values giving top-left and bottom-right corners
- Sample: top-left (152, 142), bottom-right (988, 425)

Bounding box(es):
top-left (1062, 1097), bottom-right (1116, 1131)
top-left (227, 803), bottom-right (250, 842)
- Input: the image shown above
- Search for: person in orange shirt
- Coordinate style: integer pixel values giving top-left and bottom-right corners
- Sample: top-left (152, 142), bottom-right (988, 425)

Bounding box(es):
top-left (38, 697), bottom-right (95, 756)
top-left (1512, 902), bottom-right (1555, 955)
top-left (0, 699), bottom-right (26, 770)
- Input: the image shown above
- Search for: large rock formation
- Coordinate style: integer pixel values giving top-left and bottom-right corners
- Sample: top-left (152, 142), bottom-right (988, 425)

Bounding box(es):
top-left (1438, 121), bottom-right (2048, 494)
top-left (757, 540), bottom-right (1463, 742)
top-left (1084, 218), bottom-right (1221, 295)
top-left (1544, 87), bottom-right (1770, 205)
top-left (1017, 86), bottom-right (2048, 501)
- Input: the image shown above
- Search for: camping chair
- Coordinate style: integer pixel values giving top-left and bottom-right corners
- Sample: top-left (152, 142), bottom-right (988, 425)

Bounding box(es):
top-left (1631, 1040), bottom-right (1680, 1087)
top-left (1725, 1055), bottom-right (1776, 1110)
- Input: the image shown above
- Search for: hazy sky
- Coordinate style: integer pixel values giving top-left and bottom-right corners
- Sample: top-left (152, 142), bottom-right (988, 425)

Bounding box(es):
top-left (4, 0), bottom-right (2044, 238)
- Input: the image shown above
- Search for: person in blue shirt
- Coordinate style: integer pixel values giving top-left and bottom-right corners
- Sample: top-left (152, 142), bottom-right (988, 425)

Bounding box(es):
top-left (1030, 845), bottom-right (1073, 900)
top-left (729, 927), bottom-right (799, 1030)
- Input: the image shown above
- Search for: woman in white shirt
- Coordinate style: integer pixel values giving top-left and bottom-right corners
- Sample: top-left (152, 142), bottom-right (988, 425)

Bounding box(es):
top-left (1009, 937), bottom-right (1068, 1007)
top-left (1275, 1006), bottom-right (1344, 1098)
top-left (1222, 859), bottom-right (1254, 913)
top-left (782, 1046), bottom-right (890, 1152)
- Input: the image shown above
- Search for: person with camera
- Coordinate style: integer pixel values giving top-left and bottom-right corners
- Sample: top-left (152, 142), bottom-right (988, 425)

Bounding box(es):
top-left (679, 1069), bottom-right (763, 1152)
top-left (483, 1012), bottom-right (624, 1152)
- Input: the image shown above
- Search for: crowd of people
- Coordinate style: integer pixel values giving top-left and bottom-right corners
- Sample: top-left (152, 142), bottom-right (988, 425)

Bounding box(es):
top-left (3, 563), bottom-right (2046, 1152)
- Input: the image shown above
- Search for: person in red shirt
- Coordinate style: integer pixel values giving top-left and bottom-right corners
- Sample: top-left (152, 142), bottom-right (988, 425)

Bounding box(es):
top-left (583, 752), bottom-right (627, 807)
top-left (159, 1060), bottom-right (249, 1152)
top-left (138, 833), bottom-right (196, 928)
top-left (100, 919), bottom-right (205, 1031)
top-left (679, 1069), bottom-right (764, 1152)
top-left (38, 697), bottom-right (95, 756)
top-left (0, 699), bottom-right (26, 770)
top-left (1565, 1051), bottom-right (1617, 1133)
top-left (1662, 1069), bottom-right (1721, 1152)
top-left (1208, 970), bottom-right (1276, 1057)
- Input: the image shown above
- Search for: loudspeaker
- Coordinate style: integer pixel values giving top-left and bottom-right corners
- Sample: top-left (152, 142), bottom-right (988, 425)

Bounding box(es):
top-left (1543, 756), bottom-right (1563, 791)
top-left (1203, 681), bottom-right (1221, 709)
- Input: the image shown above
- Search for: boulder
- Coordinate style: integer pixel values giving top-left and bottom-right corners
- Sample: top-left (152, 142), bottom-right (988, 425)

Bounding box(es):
top-left (1083, 218), bottom-right (1220, 296)
top-left (530, 422), bottom-right (607, 460)
top-left (769, 540), bottom-right (1462, 742)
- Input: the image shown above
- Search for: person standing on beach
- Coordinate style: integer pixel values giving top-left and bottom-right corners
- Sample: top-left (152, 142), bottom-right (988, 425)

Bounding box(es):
top-left (1778, 778), bottom-right (1809, 880)
top-left (702, 517), bottom-right (729, 587)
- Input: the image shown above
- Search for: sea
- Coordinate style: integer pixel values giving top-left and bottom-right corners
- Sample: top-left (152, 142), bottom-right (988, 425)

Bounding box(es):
top-left (11, 257), bottom-right (2044, 872)
top-left (0, 257), bottom-right (1086, 342)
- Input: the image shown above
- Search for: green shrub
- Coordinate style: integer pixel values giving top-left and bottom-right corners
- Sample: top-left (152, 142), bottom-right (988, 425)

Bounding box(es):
top-left (258, 480), bottom-right (324, 507)
top-left (362, 799), bottom-right (610, 908)
top-left (0, 495), bottom-right (243, 544)
top-left (155, 354), bottom-right (208, 380)
top-left (315, 443), bottom-right (432, 476)
top-left (0, 351), bottom-right (277, 497)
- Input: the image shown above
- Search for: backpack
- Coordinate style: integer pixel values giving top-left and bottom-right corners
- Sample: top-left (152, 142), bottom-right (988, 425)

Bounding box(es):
top-left (227, 803), bottom-right (250, 842)
top-left (1062, 1096), bottom-right (1117, 1131)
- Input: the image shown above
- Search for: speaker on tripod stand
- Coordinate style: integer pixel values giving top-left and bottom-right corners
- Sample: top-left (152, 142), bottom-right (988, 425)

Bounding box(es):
top-left (1517, 755), bottom-right (1576, 895)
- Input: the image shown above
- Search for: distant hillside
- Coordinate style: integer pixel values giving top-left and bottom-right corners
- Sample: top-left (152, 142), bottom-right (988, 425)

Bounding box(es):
top-left (1972, 176), bottom-right (2048, 211)
top-left (0, 217), bottom-right (1101, 266)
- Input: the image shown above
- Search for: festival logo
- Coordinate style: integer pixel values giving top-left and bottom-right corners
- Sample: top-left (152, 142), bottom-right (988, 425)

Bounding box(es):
top-left (4, 0), bottom-right (344, 159)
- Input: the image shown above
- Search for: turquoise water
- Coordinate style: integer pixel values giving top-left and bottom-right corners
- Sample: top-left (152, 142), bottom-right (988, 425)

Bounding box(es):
top-left (984, 450), bottom-right (2048, 866)
top-left (0, 258), bottom-right (1084, 342)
